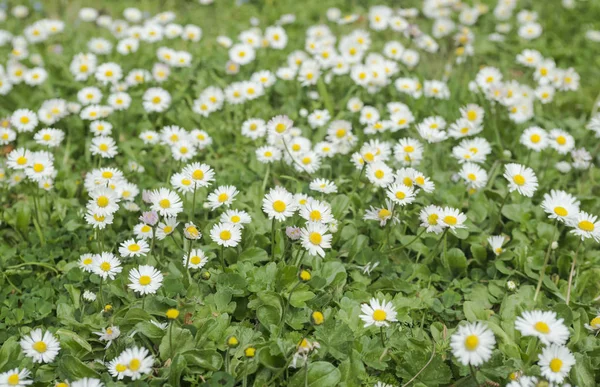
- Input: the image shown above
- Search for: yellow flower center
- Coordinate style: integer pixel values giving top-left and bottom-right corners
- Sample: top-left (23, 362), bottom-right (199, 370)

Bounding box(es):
top-left (128, 244), bottom-right (140, 252)
top-left (139, 275), bottom-right (151, 285)
top-left (374, 170), bottom-right (384, 179)
top-left (83, 258), bottom-right (93, 265)
top-left (218, 193), bottom-right (229, 202)
top-left (309, 232), bottom-right (322, 245)
top-left (220, 230), bottom-right (232, 240)
top-left (395, 191), bottom-right (406, 200)
top-left (20, 116), bottom-right (30, 124)
top-left (467, 111), bottom-right (477, 121)
top-left (192, 170), bottom-right (204, 179)
top-left (464, 335), bottom-right (479, 351)
top-left (513, 174), bottom-right (525, 186)
top-left (373, 309), bottom-right (387, 321)
top-left (578, 220), bottom-right (594, 232)
top-left (43, 134), bottom-right (52, 141)
top-left (273, 200), bottom-right (286, 213)
top-left (467, 173), bottom-right (477, 181)
top-left (231, 215), bottom-right (241, 223)
top-left (336, 129), bottom-right (346, 138)
top-left (7, 374), bottom-right (19, 385)
top-left (129, 358), bottom-right (141, 371)
top-left (97, 196), bottom-right (109, 207)
top-left (33, 163), bottom-right (44, 172)
top-left (275, 123), bottom-right (286, 133)
top-left (191, 256), bottom-right (201, 265)
top-left (530, 134), bottom-right (541, 143)
top-left (556, 136), bottom-right (566, 145)
top-left (534, 321), bottom-right (550, 334)
top-left (549, 358), bottom-right (563, 373)
top-left (444, 215), bottom-right (457, 225)
top-left (33, 341), bottom-right (47, 353)
top-left (553, 207), bottom-right (568, 217)
top-left (152, 96), bottom-right (161, 104)
top-left (309, 210), bottom-right (322, 221)
top-left (378, 209), bottom-right (391, 219)
top-left (159, 199), bottom-right (171, 208)
top-left (116, 363), bottom-right (127, 372)
top-left (404, 145), bottom-right (414, 153)
top-left (428, 214), bottom-right (439, 225)
top-left (100, 262), bottom-right (111, 272)
top-left (163, 226), bottom-right (173, 233)
top-left (99, 143), bottom-right (109, 151)
top-left (166, 309), bottom-right (179, 319)
top-left (590, 316), bottom-right (600, 327)
top-left (102, 171), bottom-right (113, 178)
top-left (141, 225), bottom-right (151, 233)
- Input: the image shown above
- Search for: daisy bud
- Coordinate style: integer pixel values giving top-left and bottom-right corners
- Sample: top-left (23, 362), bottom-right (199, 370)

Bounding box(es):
top-left (184, 222), bottom-right (202, 240)
top-left (227, 336), bottom-right (239, 348)
top-left (166, 308), bottom-right (179, 320)
top-left (502, 150), bottom-right (512, 158)
top-left (286, 226), bottom-right (302, 240)
top-left (103, 304), bottom-right (113, 314)
top-left (299, 269), bottom-right (311, 282)
top-left (142, 190), bottom-right (153, 203)
top-left (140, 211), bottom-right (159, 226)
top-left (244, 347), bottom-right (256, 358)
top-left (551, 241), bottom-right (558, 250)
top-left (201, 271), bottom-right (211, 280)
top-left (311, 311), bottom-right (324, 326)
top-left (506, 280), bottom-right (517, 291)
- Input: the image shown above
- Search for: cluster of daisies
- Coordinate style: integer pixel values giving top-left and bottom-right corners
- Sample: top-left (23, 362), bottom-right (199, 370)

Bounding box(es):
top-left (0, 328), bottom-right (153, 386)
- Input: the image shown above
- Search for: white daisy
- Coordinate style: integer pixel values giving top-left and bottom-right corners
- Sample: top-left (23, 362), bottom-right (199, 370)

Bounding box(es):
top-left (515, 310), bottom-right (570, 345)
top-left (184, 249), bottom-right (208, 269)
top-left (359, 298), bottom-right (398, 328)
top-left (262, 186), bottom-right (298, 221)
top-left (92, 252), bottom-right (123, 280)
top-left (300, 222), bottom-right (332, 258)
top-left (541, 190), bottom-right (580, 223)
top-left (538, 344), bottom-right (575, 384)
top-left (450, 322), bottom-right (495, 366)
top-left (503, 163), bottom-right (538, 197)
top-left (20, 328), bottom-right (61, 363)
top-left (118, 239), bottom-right (150, 258)
top-left (487, 235), bottom-right (506, 256)
top-left (0, 368), bottom-right (33, 386)
top-left (128, 265), bottom-right (164, 295)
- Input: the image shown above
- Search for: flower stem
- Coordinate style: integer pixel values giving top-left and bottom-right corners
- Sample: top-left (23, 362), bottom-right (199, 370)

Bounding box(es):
top-left (169, 321), bottom-right (174, 359)
top-left (534, 223), bottom-right (559, 302)
top-left (271, 218), bottom-right (277, 261)
top-left (468, 364), bottom-right (479, 385)
top-left (379, 326), bottom-right (386, 348)
top-left (220, 244), bottom-right (226, 271)
top-left (566, 240), bottom-right (583, 305)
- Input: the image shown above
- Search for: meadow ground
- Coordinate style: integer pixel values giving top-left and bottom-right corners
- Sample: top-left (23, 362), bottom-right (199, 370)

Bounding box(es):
top-left (1, 0), bottom-right (600, 386)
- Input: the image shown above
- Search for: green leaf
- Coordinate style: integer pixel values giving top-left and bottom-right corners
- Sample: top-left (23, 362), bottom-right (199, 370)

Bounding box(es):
top-left (159, 326), bottom-right (195, 361)
top-left (289, 361), bottom-right (341, 387)
top-left (257, 305), bottom-right (281, 331)
top-left (56, 328), bottom-right (93, 357)
top-left (289, 289), bottom-right (316, 308)
top-left (57, 355), bottom-right (99, 379)
top-left (446, 248), bottom-right (467, 275)
top-left (184, 349), bottom-right (223, 371)
top-left (169, 354), bottom-right (187, 385)
top-left (0, 337), bottom-right (21, 370)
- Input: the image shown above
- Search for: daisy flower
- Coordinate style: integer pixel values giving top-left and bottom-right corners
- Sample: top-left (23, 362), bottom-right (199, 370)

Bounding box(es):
top-left (363, 200), bottom-right (397, 227)
top-left (34, 128), bottom-right (64, 147)
top-left (503, 163), bottom-right (538, 197)
top-left (20, 328), bottom-right (61, 363)
top-left (87, 187), bottom-right (120, 216)
top-left (93, 326), bottom-right (120, 348)
top-left (450, 322), bottom-right (496, 366)
top-left (420, 205), bottom-right (444, 234)
top-left (262, 186), bottom-right (298, 221)
top-left (584, 316), bottom-right (600, 334)
top-left (300, 222), bottom-right (332, 257)
top-left (119, 346), bottom-right (154, 380)
top-left (183, 162), bottom-right (215, 188)
top-left (90, 136), bottom-right (118, 158)
top-left (118, 239), bottom-right (150, 258)
top-left (487, 235), bottom-right (506, 256)
top-left (538, 344), bottom-right (575, 384)
top-left (210, 222), bottom-right (242, 247)
top-left (459, 163), bottom-right (488, 190)
top-left (515, 310), bottom-right (570, 345)
top-left (548, 129), bottom-right (574, 154)
top-left (128, 265), bottom-right (164, 295)
top-left (256, 146), bottom-right (282, 163)
top-left (0, 368), bottom-right (33, 386)
top-left (155, 217), bottom-right (179, 240)
top-left (440, 207), bottom-right (467, 230)
top-left (143, 87), bottom-right (171, 112)
top-left (267, 115), bottom-right (293, 136)
top-left (183, 222), bottom-right (202, 240)
top-left (11, 109), bottom-right (38, 132)
top-left (299, 200), bottom-right (333, 224)
top-left (359, 298), bottom-right (398, 328)
top-left (386, 183), bottom-right (416, 206)
top-left (366, 162), bottom-right (394, 187)
top-left (569, 211), bottom-right (600, 242)
top-left (309, 178), bottom-right (337, 194)
top-left (207, 185), bottom-right (239, 210)
top-left (92, 252), bottom-right (123, 280)
top-left (184, 249), bottom-right (208, 269)
top-left (79, 253), bottom-right (96, 272)
top-left (541, 190), bottom-right (579, 223)
top-left (520, 126), bottom-right (548, 152)
top-left (149, 188), bottom-right (183, 217)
